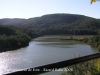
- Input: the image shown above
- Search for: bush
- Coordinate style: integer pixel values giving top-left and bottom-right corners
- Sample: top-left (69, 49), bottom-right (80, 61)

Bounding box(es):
top-left (98, 44), bottom-right (100, 51)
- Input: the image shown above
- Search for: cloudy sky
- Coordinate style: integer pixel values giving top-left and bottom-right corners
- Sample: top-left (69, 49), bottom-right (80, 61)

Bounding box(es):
top-left (0, 0), bottom-right (100, 19)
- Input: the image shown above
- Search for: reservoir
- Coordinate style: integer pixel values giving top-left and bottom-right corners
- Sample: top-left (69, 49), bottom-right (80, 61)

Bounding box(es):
top-left (0, 35), bottom-right (98, 75)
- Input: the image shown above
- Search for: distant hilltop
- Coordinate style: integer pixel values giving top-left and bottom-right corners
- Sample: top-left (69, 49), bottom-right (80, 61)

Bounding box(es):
top-left (0, 13), bottom-right (98, 25)
top-left (0, 14), bottom-right (100, 35)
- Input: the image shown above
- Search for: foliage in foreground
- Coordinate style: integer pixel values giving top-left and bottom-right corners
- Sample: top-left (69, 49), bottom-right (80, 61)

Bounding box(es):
top-left (62, 58), bottom-right (100, 75)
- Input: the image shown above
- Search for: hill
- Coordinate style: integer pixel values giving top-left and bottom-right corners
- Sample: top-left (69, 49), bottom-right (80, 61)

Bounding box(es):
top-left (0, 18), bottom-right (26, 25)
top-left (21, 14), bottom-right (90, 27)
top-left (0, 13), bottom-right (100, 52)
top-left (0, 14), bottom-right (100, 35)
top-left (20, 14), bottom-right (100, 35)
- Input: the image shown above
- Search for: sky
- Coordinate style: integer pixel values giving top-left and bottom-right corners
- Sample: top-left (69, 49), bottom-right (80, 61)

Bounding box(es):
top-left (0, 0), bottom-right (100, 19)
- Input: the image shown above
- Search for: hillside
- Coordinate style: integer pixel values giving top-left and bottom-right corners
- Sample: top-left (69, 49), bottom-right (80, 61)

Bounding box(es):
top-left (21, 14), bottom-right (90, 27)
top-left (0, 13), bottom-right (100, 52)
top-left (0, 18), bottom-right (26, 25)
top-left (0, 25), bottom-right (32, 52)
top-left (0, 14), bottom-right (100, 35)
top-left (20, 14), bottom-right (100, 35)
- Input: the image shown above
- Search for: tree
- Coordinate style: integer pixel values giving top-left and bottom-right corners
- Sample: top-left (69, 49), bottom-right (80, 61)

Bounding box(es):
top-left (98, 44), bottom-right (100, 51)
top-left (90, 0), bottom-right (100, 5)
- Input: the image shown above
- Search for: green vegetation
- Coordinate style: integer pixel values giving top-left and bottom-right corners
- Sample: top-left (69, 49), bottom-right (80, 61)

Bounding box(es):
top-left (0, 14), bottom-right (100, 35)
top-left (90, 35), bottom-right (100, 51)
top-left (0, 13), bottom-right (100, 52)
top-left (0, 14), bottom-right (100, 74)
top-left (74, 35), bottom-right (100, 51)
top-left (62, 58), bottom-right (100, 75)
top-left (20, 14), bottom-right (100, 35)
top-left (0, 18), bottom-right (26, 25)
top-left (0, 25), bottom-right (39, 52)
top-left (98, 44), bottom-right (100, 51)
top-left (62, 35), bottom-right (100, 75)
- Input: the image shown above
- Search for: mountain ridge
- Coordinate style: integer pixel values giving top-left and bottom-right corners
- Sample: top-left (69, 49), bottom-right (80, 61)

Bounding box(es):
top-left (0, 13), bottom-right (100, 35)
top-left (0, 13), bottom-right (97, 25)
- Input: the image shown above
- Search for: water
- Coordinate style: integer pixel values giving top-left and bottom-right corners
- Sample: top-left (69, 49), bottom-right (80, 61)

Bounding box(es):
top-left (0, 35), bottom-right (97, 75)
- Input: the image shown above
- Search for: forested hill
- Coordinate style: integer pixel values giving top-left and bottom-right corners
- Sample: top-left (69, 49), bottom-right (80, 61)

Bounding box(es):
top-left (21, 14), bottom-right (88, 26)
top-left (0, 18), bottom-right (26, 25)
top-left (0, 14), bottom-right (100, 52)
top-left (20, 14), bottom-right (100, 35)
top-left (0, 14), bottom-right (100, 35)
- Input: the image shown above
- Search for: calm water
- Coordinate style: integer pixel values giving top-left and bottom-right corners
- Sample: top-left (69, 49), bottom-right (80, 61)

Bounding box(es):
top-left (0, 35), bottom-right (97, 75)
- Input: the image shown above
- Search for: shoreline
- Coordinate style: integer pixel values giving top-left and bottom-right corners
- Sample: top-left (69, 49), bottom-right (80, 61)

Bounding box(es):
top-left (0, 35), bottom-right (99, 53)
top-left (0, 36), bottom-right (40, 53)
top-left (0, 45), bottom-right (28, 53)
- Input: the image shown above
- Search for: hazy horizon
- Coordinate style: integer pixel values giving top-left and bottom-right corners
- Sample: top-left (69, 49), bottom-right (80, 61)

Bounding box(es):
top-left (0, 0), bottom-right (100, 19)
top-left (0, 13), bottom-right (98, 19)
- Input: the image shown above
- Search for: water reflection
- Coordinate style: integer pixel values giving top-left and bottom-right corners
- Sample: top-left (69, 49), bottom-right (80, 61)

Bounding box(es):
top-left (0, 35), bottom-right (98, 74)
